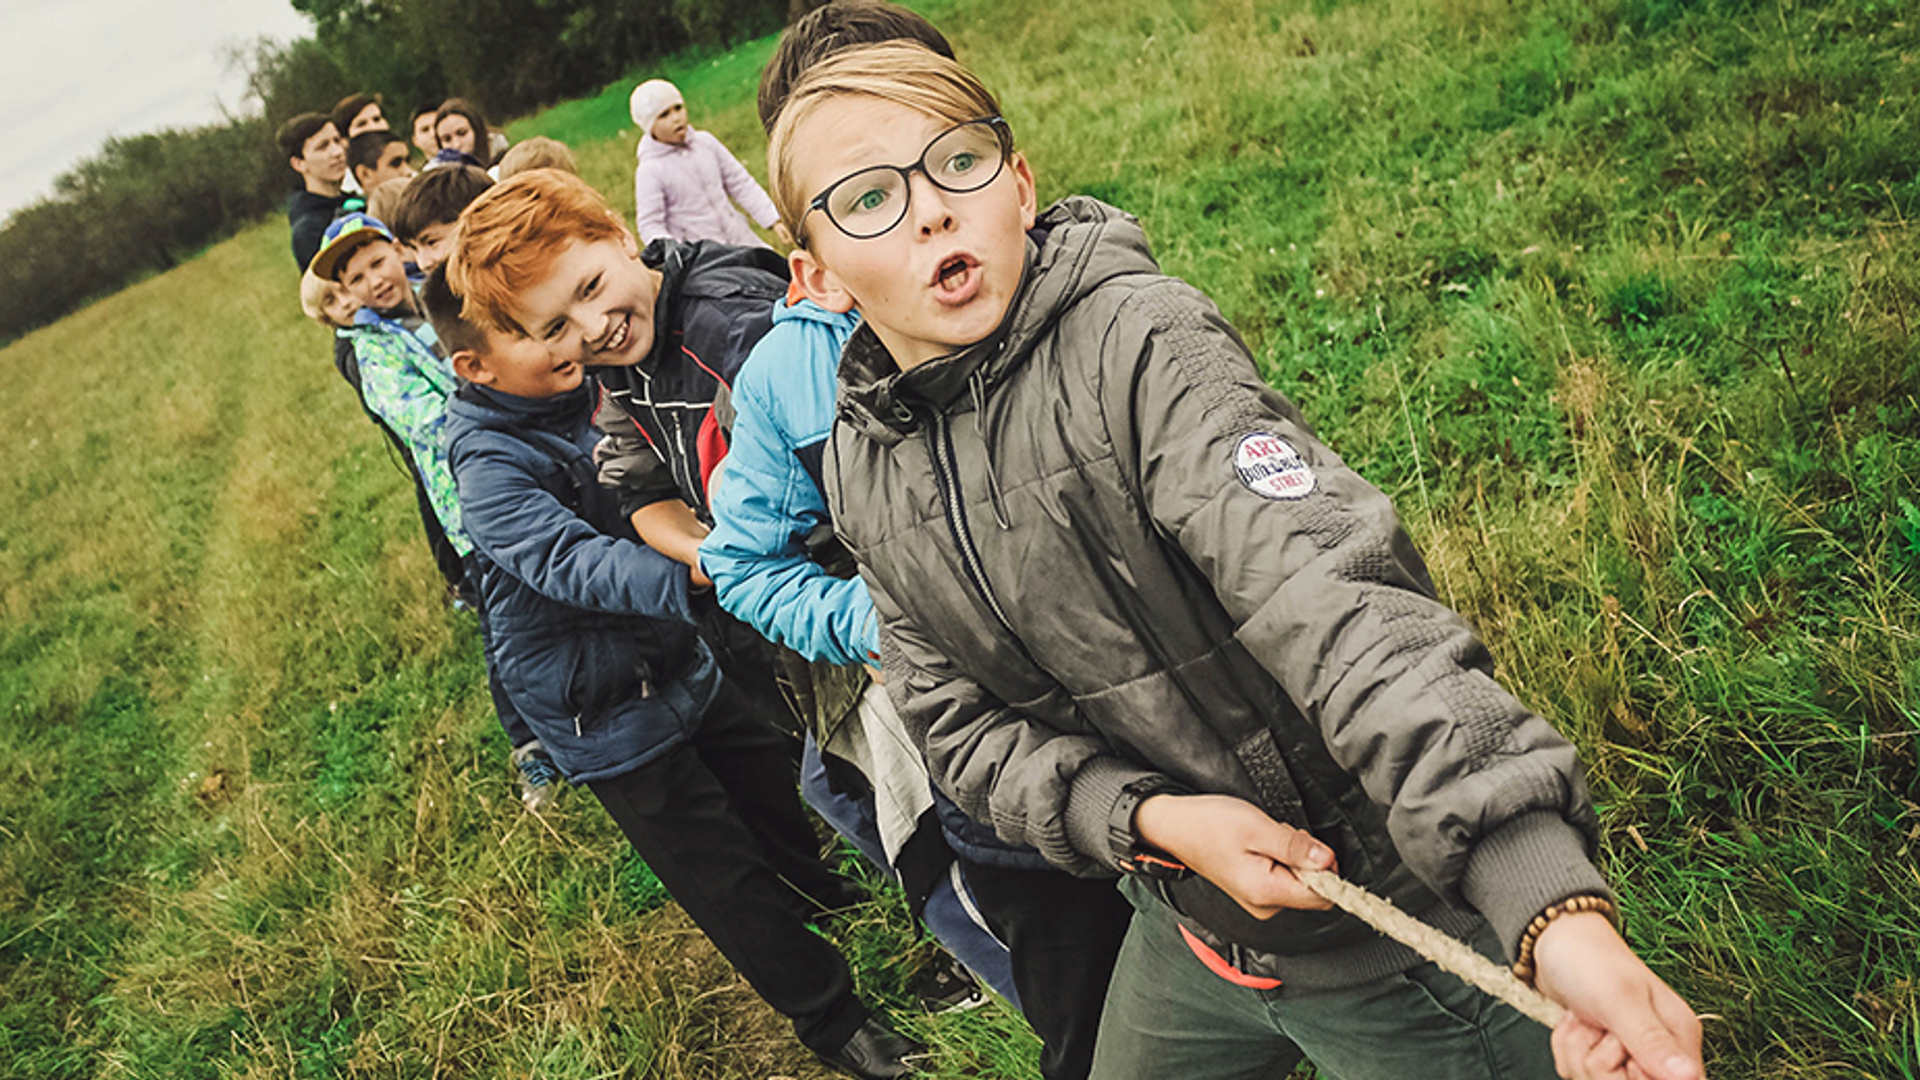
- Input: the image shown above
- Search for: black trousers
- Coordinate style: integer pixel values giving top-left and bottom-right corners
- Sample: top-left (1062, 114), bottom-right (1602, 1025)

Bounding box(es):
top-left (962, 860), bottom-right (1136, 1080)
top-left (587, 679), bottom-right (869, 1053)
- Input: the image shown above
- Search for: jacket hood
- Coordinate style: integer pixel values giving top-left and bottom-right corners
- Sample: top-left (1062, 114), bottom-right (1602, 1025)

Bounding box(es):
top-left (640, 238), bottom-right (789, 359)
top-left (635, 128), bottom-right (702, 163)
top-left (772, 295), bottom-right (862, 333)
top-left (837, 196), bottom-right (1160, 445)
top-left (446, 380), bottom-right (595, 449)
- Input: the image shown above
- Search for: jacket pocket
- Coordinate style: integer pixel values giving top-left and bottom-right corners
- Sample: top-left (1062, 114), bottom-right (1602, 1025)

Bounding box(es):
top-left (565, 630), bottom-right (653, 726)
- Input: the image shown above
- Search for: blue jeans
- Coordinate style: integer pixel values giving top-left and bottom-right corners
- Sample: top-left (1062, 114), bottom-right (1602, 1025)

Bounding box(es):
top-left (799, 737), bottom-right (1020, 1008)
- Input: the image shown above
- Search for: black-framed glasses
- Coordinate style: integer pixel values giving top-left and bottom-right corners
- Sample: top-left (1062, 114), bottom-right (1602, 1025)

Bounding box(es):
top-left (805, 117), bottom-right (1012, 241)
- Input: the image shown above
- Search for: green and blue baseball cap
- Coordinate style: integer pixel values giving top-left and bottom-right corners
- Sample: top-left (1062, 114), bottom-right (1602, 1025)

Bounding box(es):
top-left (311, 212), bottom-right (397, 281)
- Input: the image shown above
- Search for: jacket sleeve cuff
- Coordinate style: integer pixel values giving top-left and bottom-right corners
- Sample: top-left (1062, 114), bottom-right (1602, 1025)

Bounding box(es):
top-left (1460, 811), bottom-right (1615, 961)
top-left (1064, 757), bottom-right (1180, 871)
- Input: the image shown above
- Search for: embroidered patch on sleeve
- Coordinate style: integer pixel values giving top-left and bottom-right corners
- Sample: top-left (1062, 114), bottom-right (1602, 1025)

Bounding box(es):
top-left (1234, 433), bottom-right (1316, 500)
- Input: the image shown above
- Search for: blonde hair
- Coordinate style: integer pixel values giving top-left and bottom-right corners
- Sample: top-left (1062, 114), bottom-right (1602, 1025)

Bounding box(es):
top-left (299, 268), bottom-right (349, 327)
top-left (497, 136), bottom-right (578, 179)
top-left (364, 176), bottom-right (411, 228)
top-left (447, 168), bottom-right (624, 333)
top-left (767, 41), bottom-right (1005, 245)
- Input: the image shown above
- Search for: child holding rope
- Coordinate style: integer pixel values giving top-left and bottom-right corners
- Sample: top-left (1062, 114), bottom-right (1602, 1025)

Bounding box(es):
top-left (768, 42), bottom-right (1704, 1080)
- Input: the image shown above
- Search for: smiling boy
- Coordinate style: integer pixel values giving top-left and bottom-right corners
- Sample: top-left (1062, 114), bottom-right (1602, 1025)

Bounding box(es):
top-left (769, 43), bottom-right (1706, 1080)
top-left (432, 245), bottom-right (922, 1080)
top-left (313, 216), bottom-right (559, 810)
top-left (450, 170), bottom-right (788, 600)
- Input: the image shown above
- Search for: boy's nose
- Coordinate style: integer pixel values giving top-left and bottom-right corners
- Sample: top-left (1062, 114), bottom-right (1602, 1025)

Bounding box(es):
top-left (908, 173), bottom-right (955, 237)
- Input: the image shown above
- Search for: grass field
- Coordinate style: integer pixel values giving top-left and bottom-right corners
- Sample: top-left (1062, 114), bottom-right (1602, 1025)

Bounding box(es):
top-left (3, 0), bottom-right (1917, 1076)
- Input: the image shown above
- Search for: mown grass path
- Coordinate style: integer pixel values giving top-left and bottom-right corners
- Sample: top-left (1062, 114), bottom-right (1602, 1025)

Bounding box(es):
top-left (4, 0), bottom-right (1917, 1076)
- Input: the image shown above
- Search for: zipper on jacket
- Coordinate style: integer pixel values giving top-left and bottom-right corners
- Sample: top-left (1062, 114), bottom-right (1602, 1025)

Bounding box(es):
top-left (636, 367), bottom-right (700, 510)
top-left (929, 411), bottom-right (1017, 636)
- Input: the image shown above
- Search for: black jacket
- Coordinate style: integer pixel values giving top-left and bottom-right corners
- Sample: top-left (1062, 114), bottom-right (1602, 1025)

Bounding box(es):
top-left (592, 239), bottom-right (788, 519)
top-left (289, 189), bottom-right (347, 272)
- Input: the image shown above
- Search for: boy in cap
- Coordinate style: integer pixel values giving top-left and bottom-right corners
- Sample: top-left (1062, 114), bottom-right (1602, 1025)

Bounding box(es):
top-left (630, 79), bottom-right (791, 248)
top-left (312, 213), bottom-right (560, 811)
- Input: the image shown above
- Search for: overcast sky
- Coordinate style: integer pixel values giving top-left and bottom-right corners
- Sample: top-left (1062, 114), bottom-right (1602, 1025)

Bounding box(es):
top-left (1, 0), bottom-right (314, 222)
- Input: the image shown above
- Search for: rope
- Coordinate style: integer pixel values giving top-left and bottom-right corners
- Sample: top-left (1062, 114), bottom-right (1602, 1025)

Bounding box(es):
top-left (1295, 868), bottom-right (1567, 1030)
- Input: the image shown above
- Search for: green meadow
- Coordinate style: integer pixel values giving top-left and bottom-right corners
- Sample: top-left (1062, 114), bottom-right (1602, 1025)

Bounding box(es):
top-left (3, 0), bottom-right (1916, 1075)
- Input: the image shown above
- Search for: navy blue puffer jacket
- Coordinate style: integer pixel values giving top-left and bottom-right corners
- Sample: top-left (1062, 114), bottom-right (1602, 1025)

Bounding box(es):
top-left (445, 380), bottom-right (719, 782)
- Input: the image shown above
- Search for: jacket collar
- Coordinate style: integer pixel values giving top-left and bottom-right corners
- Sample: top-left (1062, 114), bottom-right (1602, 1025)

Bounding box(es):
top-left (451, 380), bottom-right (595, 432)
top-left (837, 196), bottom-right (1161, 443)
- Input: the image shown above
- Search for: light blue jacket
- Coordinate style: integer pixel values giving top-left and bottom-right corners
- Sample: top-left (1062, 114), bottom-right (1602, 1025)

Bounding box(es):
top-left (699, 299), bottom-right (877, 667)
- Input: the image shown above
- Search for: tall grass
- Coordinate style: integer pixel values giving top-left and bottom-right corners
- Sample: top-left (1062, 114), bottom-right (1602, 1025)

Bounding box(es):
top-left (3, 0), bottom-right (1915, 1076)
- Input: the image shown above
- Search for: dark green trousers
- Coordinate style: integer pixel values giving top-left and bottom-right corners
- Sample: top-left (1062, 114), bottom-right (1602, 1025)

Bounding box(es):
top-left (1090, 878), bottom-right (1557, 1080)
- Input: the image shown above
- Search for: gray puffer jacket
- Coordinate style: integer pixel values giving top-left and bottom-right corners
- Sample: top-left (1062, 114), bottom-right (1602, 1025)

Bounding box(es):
top-left (827, 197), bottom-right (1610, 988)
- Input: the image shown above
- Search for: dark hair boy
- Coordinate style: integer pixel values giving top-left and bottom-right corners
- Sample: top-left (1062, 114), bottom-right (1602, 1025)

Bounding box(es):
top-left (276, 112), bottom-right (347, 271)
top-left (389, 165), bottom-right (493, 274)
top-left (348, 130), bottom-right (415, 195)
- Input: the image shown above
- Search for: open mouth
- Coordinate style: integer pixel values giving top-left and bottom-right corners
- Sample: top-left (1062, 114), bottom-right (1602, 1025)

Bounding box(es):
top-left (931, 253), bottom-right (980, 304)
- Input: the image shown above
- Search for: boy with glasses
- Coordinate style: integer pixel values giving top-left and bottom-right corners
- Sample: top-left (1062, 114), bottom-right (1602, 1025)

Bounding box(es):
top-left (768, 42), bottom-right (1706, 1080)
top-left (698, 7), bottom-right (1136, 1076)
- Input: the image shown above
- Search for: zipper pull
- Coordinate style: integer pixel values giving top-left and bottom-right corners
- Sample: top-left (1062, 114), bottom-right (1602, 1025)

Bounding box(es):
top-left (573, 714), bottom-right (582, 737)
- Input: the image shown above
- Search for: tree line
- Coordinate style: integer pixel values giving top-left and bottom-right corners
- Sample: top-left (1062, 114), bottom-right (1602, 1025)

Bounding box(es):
top-left (0, 0), bottom-right (788, 344)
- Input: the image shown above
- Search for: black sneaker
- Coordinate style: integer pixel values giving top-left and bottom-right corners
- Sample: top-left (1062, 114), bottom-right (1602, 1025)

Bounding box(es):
top-left (816, 1016), bottom-right (924, 1080)
top-left (510, 741), bottom-right (561, 811)
top-left (910, 951), bottom-right (987, 1014)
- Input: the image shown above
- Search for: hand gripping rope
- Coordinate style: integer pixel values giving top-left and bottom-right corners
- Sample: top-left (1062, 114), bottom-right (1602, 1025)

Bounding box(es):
top-left (1294, 869), bottom-right (1568, 1029)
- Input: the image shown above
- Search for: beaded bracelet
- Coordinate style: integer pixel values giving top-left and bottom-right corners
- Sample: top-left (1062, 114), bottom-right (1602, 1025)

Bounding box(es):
top-left (1512, 893), bottom-right (1618, 987)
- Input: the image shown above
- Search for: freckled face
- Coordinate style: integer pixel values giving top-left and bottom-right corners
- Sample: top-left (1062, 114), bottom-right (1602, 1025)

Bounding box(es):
top-left (509, 236), bottom-right (662, 371)
top-left (792, 97), bottom-right (1034, 369)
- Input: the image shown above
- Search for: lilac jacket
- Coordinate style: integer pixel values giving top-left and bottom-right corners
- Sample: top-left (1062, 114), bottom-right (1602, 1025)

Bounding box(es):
top-left (633, 128), bottom-right (780, 249)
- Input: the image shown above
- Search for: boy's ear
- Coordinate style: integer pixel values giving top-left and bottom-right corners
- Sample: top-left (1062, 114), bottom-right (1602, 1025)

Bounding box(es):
top-left (616, 221), bottom-right (640, 259)
top-left (289, 154), bottom-right (306, 176)
top-left (1012, 152), bottom-right (1038, 231)
top-left (450, 349), bottom-right (493, 385)
top-left (790, 248), bottom-right (856, 314)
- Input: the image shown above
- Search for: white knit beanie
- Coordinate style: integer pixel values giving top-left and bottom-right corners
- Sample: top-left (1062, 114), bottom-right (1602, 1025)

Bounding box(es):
top-left (630, 80), bottom-right (684, 129)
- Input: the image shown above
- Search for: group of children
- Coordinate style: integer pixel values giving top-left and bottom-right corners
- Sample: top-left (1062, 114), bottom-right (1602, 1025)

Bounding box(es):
top-left (284, 4), bottom-right (1707, 1080)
